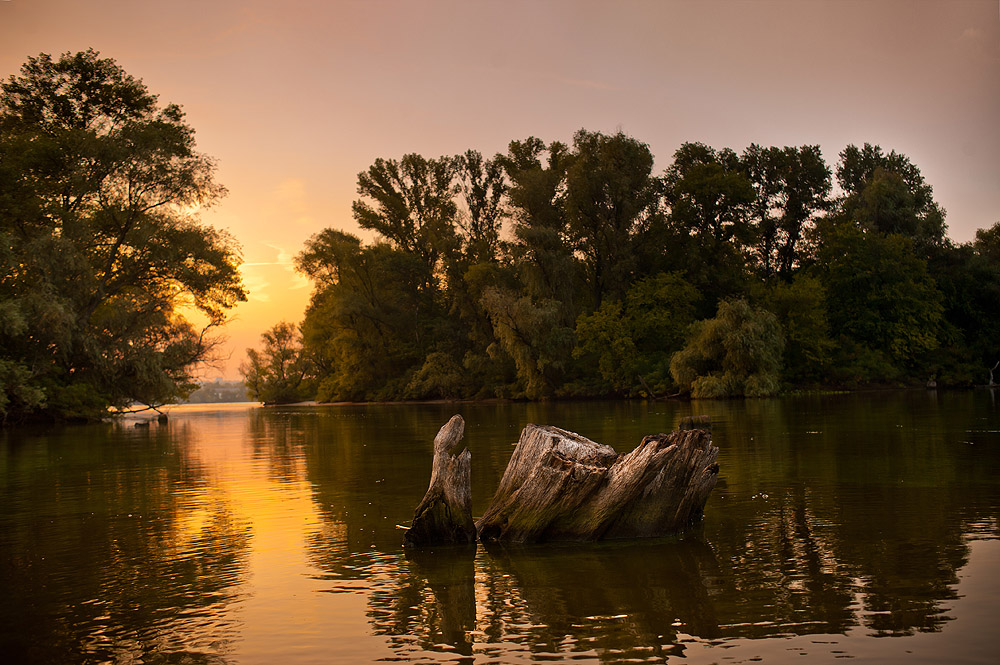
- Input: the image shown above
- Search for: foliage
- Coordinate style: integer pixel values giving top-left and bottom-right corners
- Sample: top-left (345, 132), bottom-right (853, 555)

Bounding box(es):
top-left (296, 231), bottom-right (434, 401)
top-left (670, 299), bottom-right (785, 398)
top-left (817, 221), bottom-right (944, 383)
top-left (923, 222), bottom-right (1000, 384)
top-left (499, 137), bottom-right (580, 306)
top-left (573, 300), bottom-right (638, 393)
top-left (455, 150), bottom-right (506, 263)
top-left (835, 143), bottom-right (947, 254)
top-left (251, 129), bottom-right (993, 403)
top-left (352, 153), bottom-right (458, 284)
top-left (741, 144), bottom-right (831, 278)
top-left (240, 322), bottom-right (312, 404)
top-left (564, 129), bottom-right (659, 309)
top-left (574, 272), bottom-right (700, 394)
top-left (660, 142), bottom-right (755, 310)
top-left (0, 51), bottom-right (245, 422)
top-left (756, 274), bottom-right (835, 382)
top-left (406, 351), bottom-right (469, 399)
top-left (480, 288), bottom-right (575, 399)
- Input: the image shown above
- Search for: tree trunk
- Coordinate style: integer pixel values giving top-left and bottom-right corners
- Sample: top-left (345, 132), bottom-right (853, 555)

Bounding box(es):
top-left (476, 422), bottom-right (719, 543)
top-left (403, 415), bottom-right (476, 547)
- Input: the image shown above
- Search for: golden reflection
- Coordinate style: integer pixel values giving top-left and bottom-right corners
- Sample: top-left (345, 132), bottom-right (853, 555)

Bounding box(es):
top-left (4, 393), bottom-right (994, 663)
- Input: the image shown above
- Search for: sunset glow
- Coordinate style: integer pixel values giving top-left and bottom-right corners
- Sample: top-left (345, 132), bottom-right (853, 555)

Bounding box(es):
top-left (2, 0), bottom-right (998, 379)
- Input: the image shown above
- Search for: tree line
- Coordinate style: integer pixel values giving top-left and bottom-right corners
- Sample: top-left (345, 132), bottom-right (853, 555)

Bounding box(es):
top-left (243, 131), bottom-right (1000, 403)
top-left (1, 51), bottom-right (994, 419)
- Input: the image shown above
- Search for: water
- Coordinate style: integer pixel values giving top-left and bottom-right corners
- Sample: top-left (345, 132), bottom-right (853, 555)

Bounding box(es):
top-left (1, 391), bottom-right (998, 664)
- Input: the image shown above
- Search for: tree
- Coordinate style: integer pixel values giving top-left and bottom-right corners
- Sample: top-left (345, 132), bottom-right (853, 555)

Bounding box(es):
top-left (835, 144), bottom-right (947, 254)
top-left (352, 153), bottom-right (459, 286)
top-left (240, 322), bottom-right (312, 404)
top-left (499, 137), bottom-right (579, 305)
top-left (573, 300), bottom-right (638, 393)
top-left (296, 230), bottom-right (433, 401)
top-left (670, 299), bottom-right (784, 398)
top-left (816, 221), bottom-right (944, 383)
top-left (741, 144), bottom-right (831, 279)
top-left (455, 149), bottom-right (506, 264)
top-left (480, 287), bottom-right (575, 399)
top-left (564, 129), bottom-right (659, 309)
top-left (0, 50), bottom-right (245, 421)
top-left (927, 222), bottom-right (1000, 384)
top-left (756, 274), bottom-right (835, 382)
top-left (574, 272), bottom-right (700, 394)
top-left (661, 142), bottom-right (755, 309)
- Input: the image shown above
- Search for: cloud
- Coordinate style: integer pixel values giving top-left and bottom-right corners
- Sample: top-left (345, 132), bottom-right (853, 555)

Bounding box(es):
top-left (239, 265), bottom-right (271, 303)
top-left (960, 27), bottom-right (984, 42)
top-left (269, 177), bottom-right (317, 227)
top-left (556, 75), bottom-right (619, 92)
top-left (240, 243), bottom-right (312, 299)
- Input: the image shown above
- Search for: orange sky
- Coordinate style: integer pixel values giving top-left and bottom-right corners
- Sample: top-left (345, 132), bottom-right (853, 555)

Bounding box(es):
top-left (2, 0), bottom-right (998, 380)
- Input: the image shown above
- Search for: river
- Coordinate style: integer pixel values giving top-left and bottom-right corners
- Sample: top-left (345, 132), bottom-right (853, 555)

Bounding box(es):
top-left (1, 391), bottom-right (998, 664)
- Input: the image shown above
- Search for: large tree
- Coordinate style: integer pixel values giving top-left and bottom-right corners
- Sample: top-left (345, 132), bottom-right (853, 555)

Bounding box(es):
top-left (296, 229), bottom-right (433, 401)
top-left (352, 152), bottom-right (459, 287)
top-left (564, 129), bottom-right (659, 309)
top-left (661, 142), bottom-right (755, 309)
top-left (741, 144), bottom-right (831, 279)
top-left (499, 137), bottom-right (579, 306)
top-left (0, 50), bottom-right (245, 421)
top-left (816, 222), bottom-right (944, 382)
top-left (835, 143), bottom-right (947, 254)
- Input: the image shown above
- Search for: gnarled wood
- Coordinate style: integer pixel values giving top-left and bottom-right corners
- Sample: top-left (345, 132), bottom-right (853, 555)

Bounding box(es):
top-left (476, 423), bottom-right (719, 543)
top-left (403, 415), bottom-right (476, 548)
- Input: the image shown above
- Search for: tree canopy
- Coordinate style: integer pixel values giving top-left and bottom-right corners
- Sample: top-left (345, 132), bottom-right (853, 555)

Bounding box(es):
top-left (0, 50), bottom-right (245, 422)
top-left (249, 127), bottom-right (997, 403)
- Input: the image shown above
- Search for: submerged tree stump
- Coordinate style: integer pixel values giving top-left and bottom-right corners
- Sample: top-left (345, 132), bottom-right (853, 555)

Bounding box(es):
top-left (476, 423), bottom-right (719, 543)
top-left (403, 415), bottom-right (476, 548)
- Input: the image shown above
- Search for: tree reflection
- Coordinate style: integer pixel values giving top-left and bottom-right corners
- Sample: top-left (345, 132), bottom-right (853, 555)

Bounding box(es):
top-left (474, 538), bottom-right (724, 661)
top-left (287, 392), bottom-right (997, 660)
top-left (0, 422), bottom-right (249, 663)
top-left (367, 547), bottom-right (477, 661)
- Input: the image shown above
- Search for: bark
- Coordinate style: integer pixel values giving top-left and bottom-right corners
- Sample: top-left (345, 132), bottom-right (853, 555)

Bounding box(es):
top-left (403, 414), bottom-right (476, 547)
top-left (477, 422), bottom-right (719, 543)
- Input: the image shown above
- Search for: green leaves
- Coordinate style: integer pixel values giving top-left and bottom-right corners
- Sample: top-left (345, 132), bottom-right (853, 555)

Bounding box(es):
top-left (817, 222), bottom-right (944, 382)
top-left (670, 299), bottom-right (785, 398)
top-left (0, 51), bottom-right (245, 420)
top-left (240, 322), bottom-right (312, 405)
top-left (282, 132), bottom-right (991, 403)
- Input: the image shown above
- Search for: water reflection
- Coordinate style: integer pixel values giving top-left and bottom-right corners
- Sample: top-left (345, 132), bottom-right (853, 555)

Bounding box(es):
top-left (0, 419), bottom-right (249, 664)
top-left (368, 547), bottom-right (477, 661)
top-left (1, 391), bottom-right (996, 664)
top-left (352, 527), bottom-right (983, 663)
top-left (288, 391), bottom-right (998, 662)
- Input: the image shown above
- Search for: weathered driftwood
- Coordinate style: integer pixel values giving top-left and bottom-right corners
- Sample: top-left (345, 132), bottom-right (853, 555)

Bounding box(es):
top-left (403, 415), bottom-right (476, 548)
top-left (476, 422), bottom-right (719, 543)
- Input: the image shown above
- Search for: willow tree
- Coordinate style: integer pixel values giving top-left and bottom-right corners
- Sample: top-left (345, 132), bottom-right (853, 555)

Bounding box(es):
top-left (670, 299), bottom-right (785, 398)
top-left (0, 50), bottom-right (245, 421)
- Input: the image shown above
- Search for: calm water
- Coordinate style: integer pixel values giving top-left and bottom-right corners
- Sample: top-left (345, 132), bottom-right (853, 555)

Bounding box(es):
top-left (1, 391), bottom-right (998, 664)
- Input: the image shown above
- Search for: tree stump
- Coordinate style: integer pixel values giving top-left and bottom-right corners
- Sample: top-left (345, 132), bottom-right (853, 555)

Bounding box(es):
top-left (403, 415), bottom-right (476, 547)
top-left (476, 423), bottom-right (719, 543)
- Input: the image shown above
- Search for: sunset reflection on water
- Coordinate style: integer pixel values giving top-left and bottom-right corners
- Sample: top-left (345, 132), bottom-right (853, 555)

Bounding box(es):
top-left (0, 393), bottom-right (997, 663)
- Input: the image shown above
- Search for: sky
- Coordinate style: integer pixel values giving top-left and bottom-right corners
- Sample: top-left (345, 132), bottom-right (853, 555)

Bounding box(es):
top-left (2, 0), bottom-right (998, 380)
